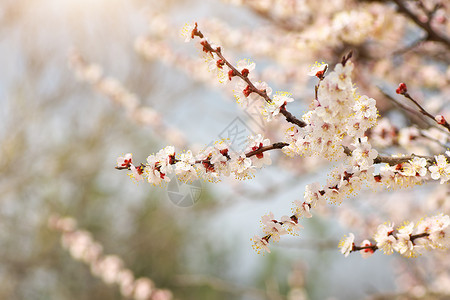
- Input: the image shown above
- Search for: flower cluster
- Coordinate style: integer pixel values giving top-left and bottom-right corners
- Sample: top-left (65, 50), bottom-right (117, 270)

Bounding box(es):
top-left (48, 215), bottom-right (172, 300)
top-left (282, 62), bottom-right (378, 160)
top-left (117, 134), bottom-right (274, 184)
top-left (117, 153), bottom-right (144, 182)
top-left (252, 212), bottom-right (303, 254)
top-left (339, 214), bottom-right (450, 258)
top-left (251, 133), bottom-right (448, 253)
top-left (376, 153), bottom-right (450, 187)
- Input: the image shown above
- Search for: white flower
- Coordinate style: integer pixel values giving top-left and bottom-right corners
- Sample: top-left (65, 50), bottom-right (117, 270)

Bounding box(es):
top-left (261, 212), bottom-right (275, 225)
top-left (246, 134), bottom-right (272, 168)
top-left (339, 233), bottom-right (355, 257)
top-left (262, 219), bottom-right (288, 242)
top-left (195, 147), bottom-right (220, 183)
top-left (393, 222), bottom-right (416, 257)
top-left (374, 223), bottom-right (396, 255)
top-left (129, 164), bottom-right (144, 182)
top-left (181, 22), bottom-right (196, 42)
top-left (292, 200), bottom-right (312, 218)
top-left (327, 62), bottom-right (354, 90)
top-left (307, 62), bottom-right (328, 77)
top-left (351, 137), bottom-right (378, 168)
top-left (304, 182), bottom-right (323, 208)
top-left (423, 214), bottom-right (450, 249)
top-left (156, 146), bottom-right (175, 175)
top-left (229, 151), bottom-right (254, 180)
top-left (282, 142), bottom-right (301, 157)
top-left (233, 80), bottom-right (271, 108)
top-left (354, 95), bottom-right (377, 120)
top-left (280, 215), bottom-right (303, 234)
top-left (429, 155), bottom-right (450, 183)
top-left (346, 117), bottom-right (366, 138)
top-left (402, 157), bottom-right (427, 177)
top-left (236, 58), bottom-right (255, 73)
top-left (175, 151), bottom-right (195, 172)
top-left (263, 91), bottom-right (294, 121)
top-left (250, 81), bottom-right (272, 101)
top-left (205, 55), bottom-right (229, 83)
top-left (175, 150), bottom-right (197, 182)
top-left (251, 235), bottom-right (271, 254)
top-left (117, 153), bottom-right (133, 168)
top-left (372, 118), bottom-right (397, 147)
top-left (145, 155), bottom-right (171, 185)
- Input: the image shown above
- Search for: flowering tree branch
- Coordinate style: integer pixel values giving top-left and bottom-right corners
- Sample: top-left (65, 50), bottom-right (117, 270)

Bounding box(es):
top-left (396, 82), bottom-right (450, 132)
top-left (339, 214), bottom-right (449, 258)
top-left (191, 23), bottom-right (307, 128)
top-left (116, 22), bottom-right (450, 257)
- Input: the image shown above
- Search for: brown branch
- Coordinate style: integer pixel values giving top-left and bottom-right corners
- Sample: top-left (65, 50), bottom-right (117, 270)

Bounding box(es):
top-left (373, 153), bottom-right (435, 165)
top-left (402, 92), bottom-right (450, 133)
top-left (245, 142), bottom-right (289, 158)
top-left (115, 142), bottom-right (290, 171)
top-left (352, 232), bottom-right (430, 253)
top-left (378, 87), bottom-right (431, 125)
top-left (344, 144), bottom-right (437, 166)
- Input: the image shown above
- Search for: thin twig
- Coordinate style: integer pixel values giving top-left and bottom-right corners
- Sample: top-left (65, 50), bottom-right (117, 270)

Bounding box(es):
top-left (194, 26), bottom-right (307, 128)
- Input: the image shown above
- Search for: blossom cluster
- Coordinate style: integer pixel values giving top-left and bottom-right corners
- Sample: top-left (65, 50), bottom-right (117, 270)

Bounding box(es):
top-left (282, 61), bottom-right (378, 160)
top-left (117, 134), bottom-right (273, 184)
top-left (48, 215), bottom-right (172, 300)
top-left (339, 214), bottom-right (450, 258)
top-left (252, 212), bottom-right (303, 254)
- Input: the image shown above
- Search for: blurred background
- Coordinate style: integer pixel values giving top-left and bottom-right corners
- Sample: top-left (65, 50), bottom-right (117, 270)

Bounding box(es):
top-left (0, 0), bottom-right (449, 299)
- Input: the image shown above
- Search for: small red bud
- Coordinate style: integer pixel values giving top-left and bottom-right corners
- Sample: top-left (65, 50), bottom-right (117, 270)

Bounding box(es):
top-left (191, 22), bottom-right (200, 39)
top-left (435, 115), bottom-right (446, 125)
top-left (216, 59), bottom-right (225, 69)
top-left (243, 85), bottom-right (252, 97)
top-left (396, 82), bottom-right (407, 94)
top-left (316, 70), bottom-right (325, 79)
top-left (200, 40), bottom-right (213, 54)
top-left (136, 166), bottom-right (144, 175)
top-left (241, 68), bottom-right (250, 77)
top-left (228, 70), bottom-right (235, 81)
